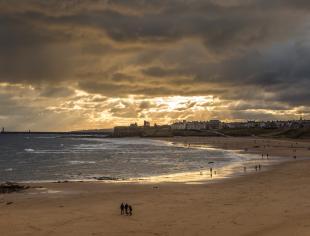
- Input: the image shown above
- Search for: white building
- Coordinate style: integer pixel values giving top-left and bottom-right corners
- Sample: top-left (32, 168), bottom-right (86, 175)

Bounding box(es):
top-left (186, 121), bottom-right (207, 130)
top-left (171, 120), bottom-right (187, 130)
top-left (208, 120), bottom-right (222, 129)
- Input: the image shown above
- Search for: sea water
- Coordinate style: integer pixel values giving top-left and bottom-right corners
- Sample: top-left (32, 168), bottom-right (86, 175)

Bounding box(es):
top-left (0, 134), bottom-right (286, 183)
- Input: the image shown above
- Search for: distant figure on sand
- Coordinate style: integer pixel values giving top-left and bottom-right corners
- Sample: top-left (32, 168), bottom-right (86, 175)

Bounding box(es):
top-left (120, 203), bottom-right (125, 215)
top-left (267, 153), bottom-right (269, 159)
top-left (258, 164), bottom-right (261, 171)
top-left (243, 166), bottom-right (246, 172)
top-left (129, 205), bottom-right (133, 216)
top-left (125, 203), bottom-right (129, 215)
top-left (255, 165), bottom-right (258, 172)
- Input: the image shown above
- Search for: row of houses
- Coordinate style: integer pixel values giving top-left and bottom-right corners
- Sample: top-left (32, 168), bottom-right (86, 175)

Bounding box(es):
top-left (113, 121), bottom-right (172, 137)
top-left (114, 118), bottom-right (310, 136)
top-left (171, 120), bottom-right (222, 130)
top-left (223, 120), bottom-right (310, 129)
top-left (171, 119), bottom-right (310, 131)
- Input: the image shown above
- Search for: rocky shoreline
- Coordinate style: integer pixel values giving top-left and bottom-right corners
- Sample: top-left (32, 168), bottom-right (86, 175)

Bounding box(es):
top-left (0, 182), bottom-right (29, 194)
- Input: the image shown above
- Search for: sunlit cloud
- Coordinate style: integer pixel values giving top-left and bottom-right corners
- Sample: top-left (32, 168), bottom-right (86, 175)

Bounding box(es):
top-left (0, 1), bottom-right (309, 130)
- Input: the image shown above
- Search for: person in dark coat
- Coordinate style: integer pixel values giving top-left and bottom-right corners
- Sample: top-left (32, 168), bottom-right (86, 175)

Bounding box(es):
top-left (125, 203), bottom-right (129, 215)
top-left (129, 205), bottom-right (133, 216)
top-left (120, 203), bottom-right (125, 215)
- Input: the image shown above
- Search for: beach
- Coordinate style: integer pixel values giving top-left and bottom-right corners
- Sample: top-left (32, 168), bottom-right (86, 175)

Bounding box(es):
top-left (1, 137), bottom-right (310, 236)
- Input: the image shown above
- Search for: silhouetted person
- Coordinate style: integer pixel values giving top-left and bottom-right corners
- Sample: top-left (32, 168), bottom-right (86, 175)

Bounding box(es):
top-left (129, 205), bottom-right (133, 216)
top-left (244, 166), bottom-right (247, 172)
top-left (261, 154), bottom-right (264, 159)
top-left (293, 155), bottom-right (297, 159)
top-left (258, 164), bottom-right (261, 171)
top-left (125, 203), bottom-right (129, 215)
top-left (255, 165), bottom-right (258, 172)
top-left (120, 203), bottom-right (125, 215)
top-left (266, 153), bottom-right (269, 159)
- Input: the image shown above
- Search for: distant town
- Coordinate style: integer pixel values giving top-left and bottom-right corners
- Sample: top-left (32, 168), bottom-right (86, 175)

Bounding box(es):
top-left (1, 118), bottom-right (309, 139)
top-left (114, 118), bottom-right (310, 138)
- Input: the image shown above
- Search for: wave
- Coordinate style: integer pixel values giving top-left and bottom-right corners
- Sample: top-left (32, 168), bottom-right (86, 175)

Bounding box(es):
top-left (24, 148), bottom-right (35, 152)
top-left (68, 160), bottom-right (96, 165)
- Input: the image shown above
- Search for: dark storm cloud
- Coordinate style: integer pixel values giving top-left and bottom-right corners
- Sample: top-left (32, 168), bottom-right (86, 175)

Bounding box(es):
top-left (0, 12), bottom-right (79, 84)
top-left (26, 0), bottom-right (307, 51)
top-left (39, 87), bottom-right (75, 98)
top-left (1, 0), bottom-right (309, 82)
top-left (140, 41), bottom-right (310, 107)
top-left (0, 0), bottom-right (309, 129)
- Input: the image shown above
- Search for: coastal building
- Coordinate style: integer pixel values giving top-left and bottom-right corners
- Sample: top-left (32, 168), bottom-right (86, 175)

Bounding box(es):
top-left (186, 121), bottom-right (207, 130)
top-left (114, 118), bottom-right (310, 137)
top-left (171, 120), bottom-right (187, 130)
top-left (223, 119), bottom-right (310, 129)
top-left (129, 123), bottom-right (138, 127)
top-left (224, 122), bottom-right (246, 129)
top-left (144, 120), bottom-right (150, 127)
top-left (171, 119), bottom-right (222, 130)
top-left (114, 125), bottom-right (141, 137)
top-left (114, 122), bottom-right (172, 137)
top-left (208, 120), bottom-right (222, 129)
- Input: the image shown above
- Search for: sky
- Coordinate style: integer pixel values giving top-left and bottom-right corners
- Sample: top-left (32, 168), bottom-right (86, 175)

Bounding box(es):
top-left (0, 0), bottom-right (310, 131)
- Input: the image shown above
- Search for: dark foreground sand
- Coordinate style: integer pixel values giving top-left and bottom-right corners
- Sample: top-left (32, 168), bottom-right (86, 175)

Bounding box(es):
top-left (0, 137), bottom-right (310, 236)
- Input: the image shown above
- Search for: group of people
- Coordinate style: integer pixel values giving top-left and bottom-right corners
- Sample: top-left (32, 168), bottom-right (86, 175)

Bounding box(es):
top-left (243, 164), bottom-right (262, 172)
top-left (254, 164), bottom-right (262, 172)
top-left (120, 203), bottom-right (133, 216)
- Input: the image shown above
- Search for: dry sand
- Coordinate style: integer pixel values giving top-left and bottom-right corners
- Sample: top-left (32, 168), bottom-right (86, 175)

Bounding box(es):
top-left (0, 137), bottom-right (310, 236)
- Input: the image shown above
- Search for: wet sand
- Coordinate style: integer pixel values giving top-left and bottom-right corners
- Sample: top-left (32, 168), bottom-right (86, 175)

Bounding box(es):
top-left (0, 137), bottom-right (310, 236)
top-left (161, 136), bottom-right (310, 159)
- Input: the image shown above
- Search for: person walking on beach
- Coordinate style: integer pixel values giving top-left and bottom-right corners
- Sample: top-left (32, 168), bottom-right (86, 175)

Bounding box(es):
top-left (258, 164), bottom-right (261, 171)
top-left (129, 205), bottom-right (133, 216)
top-left (120, 203), bottom-right (125, 215)
top-left (125, 203), bottom-right (129, 215)
top-left (255, 165), bottom-right (258, 172)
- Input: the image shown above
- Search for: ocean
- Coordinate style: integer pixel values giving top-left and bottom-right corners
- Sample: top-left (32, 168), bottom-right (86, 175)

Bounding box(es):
top-left (0, 134), bottom-right (283, 183)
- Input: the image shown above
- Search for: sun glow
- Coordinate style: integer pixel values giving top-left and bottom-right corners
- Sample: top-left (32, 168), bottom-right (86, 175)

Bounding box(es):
top-left (44, 93), bottom-right (216, 127)
top-left (152, 96), bottom-right (214, 111)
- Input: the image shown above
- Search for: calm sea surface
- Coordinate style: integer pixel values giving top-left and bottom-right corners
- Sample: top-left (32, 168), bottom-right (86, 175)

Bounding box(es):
top-left (0, 134), bottom-right (285, 183)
